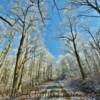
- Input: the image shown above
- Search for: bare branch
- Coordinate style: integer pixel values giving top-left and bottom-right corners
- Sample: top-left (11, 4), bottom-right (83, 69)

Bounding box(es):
top-left (0, 16), bottom-right (13, 26)
top-left (53, 0), bottom-right (61, 18)
top-left (78, 14), bottom-right (100, 18)
top-left (37, 0), bottom-right (45, 25)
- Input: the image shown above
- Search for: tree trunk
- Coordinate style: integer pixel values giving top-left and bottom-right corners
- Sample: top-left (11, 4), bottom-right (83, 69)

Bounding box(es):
top-left (73, 41), bottom-right (85, 79)
top-left (11, 32), bottom-right (26, 97)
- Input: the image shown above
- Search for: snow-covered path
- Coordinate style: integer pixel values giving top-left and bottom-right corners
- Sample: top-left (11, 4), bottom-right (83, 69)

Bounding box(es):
top-left (10, 80), bottom-right (99, 100)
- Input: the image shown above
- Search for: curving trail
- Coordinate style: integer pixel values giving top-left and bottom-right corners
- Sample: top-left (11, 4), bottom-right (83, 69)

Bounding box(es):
top-left (14, 80), bottom-right (98, 100)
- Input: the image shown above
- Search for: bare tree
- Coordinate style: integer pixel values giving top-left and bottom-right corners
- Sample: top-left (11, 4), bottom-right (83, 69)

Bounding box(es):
top-left (28, 36), bottom-right (40, 86)
top-left (69, 0), bottom-right (100, 16)
top-left (10, 0), bottom-right (46, 96)
top-left (0, 32), bottom-right (14, 82)
top-left (46, 64), bottom-right (53, 81)
top-left (83, 27), bottom-right (100, 55)
top-left (59, 17), bottom-right (86, 79)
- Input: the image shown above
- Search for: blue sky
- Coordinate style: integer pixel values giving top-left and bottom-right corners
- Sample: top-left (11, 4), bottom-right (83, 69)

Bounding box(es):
top-left (43, 0), bottom-right (100, 57)
top-left (0, 0), bottom-right (100, 57)
top-left (0, 0), bottom-right (63, 57)
top-left (44, 1), bottom-right (62, 57)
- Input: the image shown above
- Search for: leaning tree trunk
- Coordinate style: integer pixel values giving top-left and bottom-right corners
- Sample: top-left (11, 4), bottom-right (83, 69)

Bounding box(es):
top-left (0, 38), bottom-right (13, 82)
top-left (73, 41), bottom-right (86, 79)
top-left (11, 32), bottom-right (26, 97)
top-left (17, 34), bottom-right (29, 91)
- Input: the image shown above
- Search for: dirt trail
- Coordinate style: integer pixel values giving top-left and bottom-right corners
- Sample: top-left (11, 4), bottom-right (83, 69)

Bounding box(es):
top-left (5, 80), bottom-right (97, 100)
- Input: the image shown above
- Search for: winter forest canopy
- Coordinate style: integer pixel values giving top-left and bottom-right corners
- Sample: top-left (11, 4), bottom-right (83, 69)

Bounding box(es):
top-left (0, 0), bottom-right (100, 100)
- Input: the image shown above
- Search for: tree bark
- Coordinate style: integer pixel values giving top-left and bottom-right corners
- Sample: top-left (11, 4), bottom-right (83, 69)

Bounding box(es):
top-left (73, 40), bottom-right (86, 79)
top-left (11, 32), bottom-right (26, 97)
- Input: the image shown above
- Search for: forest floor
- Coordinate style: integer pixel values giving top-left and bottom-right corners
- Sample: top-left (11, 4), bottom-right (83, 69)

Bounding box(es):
top-left (0, 79), bottom-right (100, 100)
top-left (11, 80), bottom-right (100, 100)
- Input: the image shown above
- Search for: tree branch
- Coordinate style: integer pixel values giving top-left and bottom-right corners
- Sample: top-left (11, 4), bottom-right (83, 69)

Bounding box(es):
top-left (0, 16), bottom-right (13, 26)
